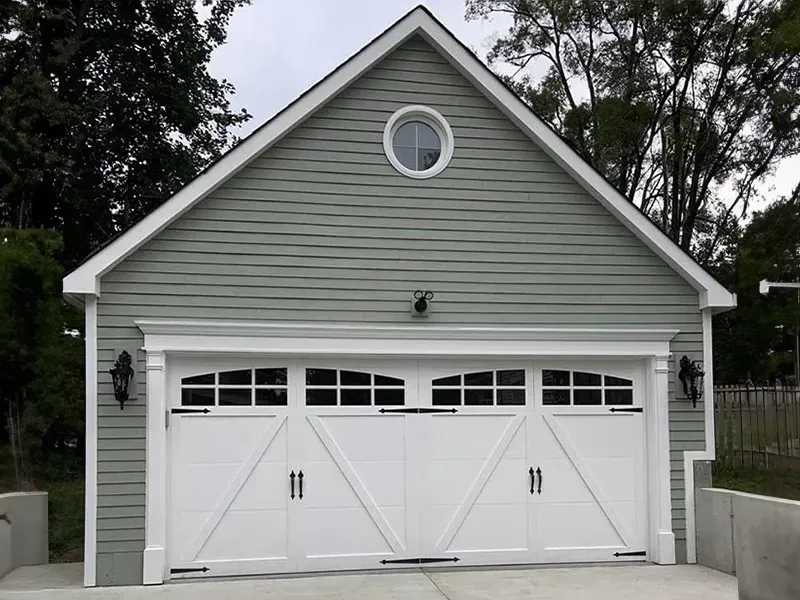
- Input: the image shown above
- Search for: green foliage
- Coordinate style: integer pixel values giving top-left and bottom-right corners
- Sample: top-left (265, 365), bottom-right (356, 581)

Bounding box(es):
top-left (714, 464), bottom-right (800, 501)
top-left (0, 1), bottom-right (252, 268)
top-left (0, 229), bottom-right (83, 487)
top-left (47, 479), bottom-right (85, 563)
top-left (468, 0), bottom-right (800, 258)
top-left (714, 196), bottom-right (800, 383)
top-left (0, 2), bottom-right (251, 557)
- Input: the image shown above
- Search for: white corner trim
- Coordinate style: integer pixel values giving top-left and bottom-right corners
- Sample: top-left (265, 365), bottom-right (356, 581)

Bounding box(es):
top-left (62, 6), bottom-right (735, 311)
top-left (383, 105), bottom-right (454, 178)
top-left (647, 355), bottom-right (676, 564)
top-left (134, 321), bottom-right (678, 358)
top-left (83, 296), bottom-right (98, 587)
top-left (684, 309), bottom-right (716, 563)
top-left (143, 351), bottom-right (167, 585)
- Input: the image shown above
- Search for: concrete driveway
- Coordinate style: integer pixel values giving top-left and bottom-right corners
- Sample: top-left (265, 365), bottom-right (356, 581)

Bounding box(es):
top-left (0, 563), bottom-right (736, 600)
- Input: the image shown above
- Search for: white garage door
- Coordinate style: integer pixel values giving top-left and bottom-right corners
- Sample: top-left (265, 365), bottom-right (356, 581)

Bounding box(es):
top-left (166, 358), bottom-right (647, 579)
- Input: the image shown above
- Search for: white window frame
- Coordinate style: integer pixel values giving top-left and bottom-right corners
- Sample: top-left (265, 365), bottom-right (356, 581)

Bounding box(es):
top-left (383, 105), bottom-right (454, 179)
top-left (179, 367), bottom-right (289, 407)
top-left (432, 368), bottom-right (527, 406)
top-left (304, 367), bottom-right (406, 406)
top-left (541, 369), bottom-right (635, 406)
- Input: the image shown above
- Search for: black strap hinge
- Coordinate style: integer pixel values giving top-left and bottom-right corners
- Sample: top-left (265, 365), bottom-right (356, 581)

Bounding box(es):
top-left (609, 407), bottom-right (643, 413)
top-left (379, 408), bottom-right (458, 414)
top-left (380, 556), bottom-right (460, 564)
top-left (170, 566), bottom-right (209, 574)
top-left (613, 550), bottom-right (646, 557)
top-left (171, 408), bottom-right (211, 414)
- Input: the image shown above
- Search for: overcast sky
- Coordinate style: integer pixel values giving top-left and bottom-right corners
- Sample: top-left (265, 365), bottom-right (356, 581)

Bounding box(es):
top-left (209, 0), bottom-right (798, 208)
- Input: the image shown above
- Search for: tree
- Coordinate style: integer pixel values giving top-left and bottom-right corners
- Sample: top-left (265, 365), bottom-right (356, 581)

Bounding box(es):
top-left (0, 1), bottom-right (251, 267)
top-left (0, 229), bottom-right (82, 489)
top-left (713, 191), bottom-right (800, 383)
top-left (467, 0), bottom-right (800, 260)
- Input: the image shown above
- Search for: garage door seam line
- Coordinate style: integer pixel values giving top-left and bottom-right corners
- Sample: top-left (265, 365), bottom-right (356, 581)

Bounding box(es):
top-left (422, 569), bottom-right (454, 600)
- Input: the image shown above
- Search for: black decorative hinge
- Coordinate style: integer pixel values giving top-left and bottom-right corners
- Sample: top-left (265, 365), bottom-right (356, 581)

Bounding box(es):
top-left (170, 566), bottom-right (210, 574)
top-left (613, 550), bottom-right (646, 557)
top-left (380, 557), bottom-right (460, 565)
top-left (378, 408), bottom-right (458, 414)
top-left (609, 407), bottom-right (643, 413)
top-left (171, 408), bottom-right (211, 414)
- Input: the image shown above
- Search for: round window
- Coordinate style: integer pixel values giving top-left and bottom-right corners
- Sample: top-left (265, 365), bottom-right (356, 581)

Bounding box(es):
top-left (383, 106), bottom-right (454, 178)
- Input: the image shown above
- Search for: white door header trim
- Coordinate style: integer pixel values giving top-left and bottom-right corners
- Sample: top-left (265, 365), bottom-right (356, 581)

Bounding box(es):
top-left (135, 320), bottom-right (677, 357)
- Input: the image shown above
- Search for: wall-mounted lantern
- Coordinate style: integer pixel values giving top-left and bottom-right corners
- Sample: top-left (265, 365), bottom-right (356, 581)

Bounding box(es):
top-left (678, 355), bottom-right (705, 408)
top-left (412, 290), bottom-right (434, 317)
top-left (110, 351), bottom-right (135, 410)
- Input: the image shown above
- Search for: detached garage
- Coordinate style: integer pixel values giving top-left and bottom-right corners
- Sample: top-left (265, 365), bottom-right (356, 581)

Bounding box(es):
top-left (63, 6), bottom-right (735, 587)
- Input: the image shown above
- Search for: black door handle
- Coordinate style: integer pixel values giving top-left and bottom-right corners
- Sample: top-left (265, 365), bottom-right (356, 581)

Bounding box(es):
top-left (298, 470), bottom-right (304, 499)
top-left (289, 470), bottom-right (296, 500)
top-left (529, 467), bottom-right (535, 494)
top-left (536, 467), bottom-right (542, 494)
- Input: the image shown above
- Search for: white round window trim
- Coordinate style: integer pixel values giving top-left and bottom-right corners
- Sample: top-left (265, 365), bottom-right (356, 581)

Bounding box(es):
top-left (383, 105), bottom-right (454, 179)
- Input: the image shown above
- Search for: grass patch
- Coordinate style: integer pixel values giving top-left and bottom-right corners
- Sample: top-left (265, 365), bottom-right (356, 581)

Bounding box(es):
top-left (713, 465), bottom-right (800, 501)
top-left (46, 479), bottom-right (84, 563)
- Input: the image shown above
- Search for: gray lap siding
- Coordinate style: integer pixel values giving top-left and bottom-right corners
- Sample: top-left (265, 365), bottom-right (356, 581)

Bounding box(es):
top-left (94, 36), bottom-right (704, 584)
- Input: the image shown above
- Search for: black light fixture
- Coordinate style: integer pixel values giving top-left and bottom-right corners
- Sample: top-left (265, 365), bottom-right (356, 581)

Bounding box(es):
top-left (678, 355), bottom-right (705, 408)
top-left (412, 290), bottom-right (434, 316)
top-left (110, 351), bottom-right (135, 410)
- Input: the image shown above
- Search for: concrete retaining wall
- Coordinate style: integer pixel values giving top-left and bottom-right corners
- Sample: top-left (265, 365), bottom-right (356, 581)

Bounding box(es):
top-left (0, 492), bottom-right (48, 579)
top-left (696, 487), bottom-right (800, 600)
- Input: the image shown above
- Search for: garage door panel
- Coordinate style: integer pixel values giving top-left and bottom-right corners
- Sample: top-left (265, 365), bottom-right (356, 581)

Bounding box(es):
top-left (197, 508), bottom-right (288, 562)
top-left (427, 415), bottom-right (522, 460)
top-left (427, 459), bottom-right (486, 507)
top-left (535, 396), bottom-right (646, 560)
top-left (170, 512), bottom-right (207, 560)
top-left (422, 414), bottom-right (531, 560)
top-left (470, 458), bottom-right (527, 505)
top-left (552, 416), bottom-right (638, 458)
top-left (166, 359), bottom-right (650, 577)
top-left (581, 458), bottom-right (637, 502)
top-left (168, 413), bottom-right (290, 574)
top-left (537, 416), bottom-right (637, 460)
top-left (229, 461), bottom-right (288, 511)
top-left (448, 503), bottom-right (529, 553)
top-left (302, 506), bottom-right (398, 558)
top-left (316, 415), bottom-right (407, 462)
top-left (173, 464), bottom-right (241, 512)
top-left (538, 502), bottom-right (625, 549)
top-left (300, 460), bottom-right (406, 510)
top-left (178, 415), bottom-right (284, 464)
top-left (297, 410), bottom-right (411, 568)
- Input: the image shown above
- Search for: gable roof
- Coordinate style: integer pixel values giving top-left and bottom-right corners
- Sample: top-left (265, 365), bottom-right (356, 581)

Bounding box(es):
top-left (63, 5), bottom-right (736, 312)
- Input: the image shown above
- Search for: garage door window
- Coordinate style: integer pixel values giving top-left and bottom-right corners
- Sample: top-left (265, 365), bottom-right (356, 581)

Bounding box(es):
top-left (305, 369), bottom-right (405, 406)
top-left (541, 370), bottom-right (633, 406)
top-left (432, 370), bottom-right (526, 406)
top-left (180, 368), bottom-right (288, 407)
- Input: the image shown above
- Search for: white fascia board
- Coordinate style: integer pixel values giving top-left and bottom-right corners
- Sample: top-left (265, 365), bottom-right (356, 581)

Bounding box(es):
top-left (136, 320), bottom-right (677, 357)
top-left (62, 10), bottom-right (428, 296)
top-left (63, 6), bottom-right (735, 311)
